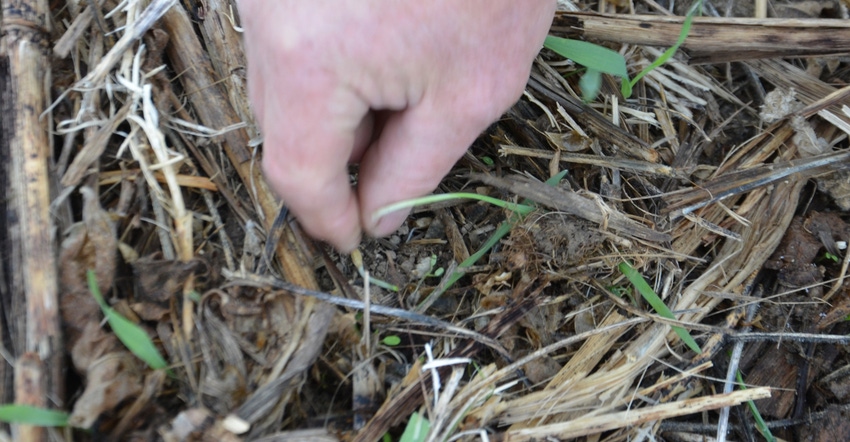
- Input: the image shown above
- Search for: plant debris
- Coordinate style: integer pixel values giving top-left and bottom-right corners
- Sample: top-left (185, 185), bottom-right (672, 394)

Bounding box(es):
top-left (2, 0), bottom-right (850, 441)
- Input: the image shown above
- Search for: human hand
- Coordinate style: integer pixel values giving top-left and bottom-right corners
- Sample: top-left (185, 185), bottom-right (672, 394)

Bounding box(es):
top-left (240, 0), bottom-right (556, 251)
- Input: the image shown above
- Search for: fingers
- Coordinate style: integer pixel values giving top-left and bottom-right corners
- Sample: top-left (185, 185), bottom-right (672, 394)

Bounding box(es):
top-left (259, 78), bottom-right (370, 252)
top-left (357, 101), bottom-right (488, 237)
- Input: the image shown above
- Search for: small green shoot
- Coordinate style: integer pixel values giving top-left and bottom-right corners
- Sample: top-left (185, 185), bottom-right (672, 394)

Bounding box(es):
top-left (823, 252), bottom-right (840, 263)
top-left (382, 335), bottom-right (401, 347)
top-left (543, 36), bottom-right (628, 101)
top-left (187, 290), bottom-right (202, 303)
top-left (545, 1), bottom-right (700, 100)
top-left (736, 370), bottom-right (775, 442)
top-left (0, 405), bottom-right (69, 427)
top-left (351, 249), bottom-right (400, 292)
top-left (87, 270), bottom-right (169, 370)
top-left (623, 0), bottom-right (702, 97)
top-left (608, 284), bottom-right (636, 305)
top-left (480, 156), bottom-right (495, 166)
top-left (421, 170), bottom-right (570, 308)
top-left (399, 411), bottom-right (430, 442)
top-left (618, 262), bottom-right (701, 354)
top-left (374, 193), bottom-right (534, 220)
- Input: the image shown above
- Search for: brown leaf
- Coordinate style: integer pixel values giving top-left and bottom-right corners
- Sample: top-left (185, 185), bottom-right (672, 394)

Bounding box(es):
top-left (132, 253), bottom-right (205, 302)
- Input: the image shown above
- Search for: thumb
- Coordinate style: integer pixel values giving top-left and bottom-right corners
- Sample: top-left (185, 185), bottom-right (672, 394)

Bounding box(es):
top-left (357, 101), bottom-right (488, 237)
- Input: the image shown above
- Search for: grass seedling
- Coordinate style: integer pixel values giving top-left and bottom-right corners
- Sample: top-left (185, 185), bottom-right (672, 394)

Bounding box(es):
top-left (544, 0), bottom-right (701, 100)
top-left (623, 0), bottom-right (702, 97)
top-left (374, 193), bottom-right (534, 220)
top-left (351, 249), bottom-right (400, 292)
top-left (87, 270), bottom-right (170, 371)
top-left (417, 170), bottom-right (570, 309)
top-left (0, 405), bottom-right (69, 427)
top-left (398, 411), bottom-right (430, 442)
top-left (736, 370), bottom-right (775, 442)
top-left (543, 36), bottom-right (628, 101)
top-left (618, 262), bottom-right (701, 354)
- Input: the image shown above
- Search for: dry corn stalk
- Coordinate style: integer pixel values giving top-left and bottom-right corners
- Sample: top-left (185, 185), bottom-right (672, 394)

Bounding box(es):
top-left (1, 0), bottom-right (63, 440)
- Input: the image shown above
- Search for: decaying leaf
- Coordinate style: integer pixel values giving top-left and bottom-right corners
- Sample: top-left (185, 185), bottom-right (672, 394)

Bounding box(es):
top-left (59, 188), bottom-right (146, 429)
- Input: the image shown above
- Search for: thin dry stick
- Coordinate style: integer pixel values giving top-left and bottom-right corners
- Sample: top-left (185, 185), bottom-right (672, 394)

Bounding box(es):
top-left (717, 296), bottom-right (760, 442)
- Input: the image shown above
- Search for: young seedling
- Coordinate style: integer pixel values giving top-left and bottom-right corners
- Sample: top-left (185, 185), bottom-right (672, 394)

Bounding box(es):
top-left (736, 370), bottom-right (775, 442)
top-left (544, 0), bottom-right (702, 100)
top-left (374, 193), bottom-right (534, 220)
top-left (398, 411), bottom-right (430, 442)
top-left (0, 404), bottom-right (69, 427)
top-left (543, 36), bottom-right (628, 101)
top-left (381, 335), bottom-right (401, 347)
top-left (417, 171), bottom-right (570, 310)
top-left (618, 262), bottom-right (701, 354)
top-left (351, 249), bottom-right (401, 292)
top-left (87, 270), bottom-right (170, 371)
top-left (624, 0), bottom-right (703, 97)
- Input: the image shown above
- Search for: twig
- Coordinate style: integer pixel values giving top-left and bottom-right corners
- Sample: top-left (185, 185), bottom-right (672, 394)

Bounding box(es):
top-left (223, 271), bottom-right (511, 359)
top-left (729, 332), bottom-right (850, 345)
top-left (716, 289), bottom-right (761, 442)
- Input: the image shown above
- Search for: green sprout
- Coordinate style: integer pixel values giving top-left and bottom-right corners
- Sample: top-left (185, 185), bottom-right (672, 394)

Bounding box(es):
top-left (618, 262), bottom-right (701, 354)
top-left (381, 335), bottom-right (401, 347)
top-left (0, 405), bottom-right (69, 427)
top-left (545, 0), bottom-right (702, 100)
top-left (87, 270), bottom-right (169, 370)
top-left (737, 370), bottom-right (775, 442)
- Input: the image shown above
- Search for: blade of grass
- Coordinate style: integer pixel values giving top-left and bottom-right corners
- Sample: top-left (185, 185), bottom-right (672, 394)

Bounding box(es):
top-left (544, 36), bottom-right (628, 78)
top-left (0, 405), bottom-right (68, 427)
top-left (544, 36), bottom-right (628, 101)
top-left (420, 171), bottom-right (569, 308)
top-left (736, 370), bottom-right (775, 442)
top-left (618, 262), bottom-right (701, 354)
top-left (399, 411), bottom-right (430, 442)
top-left (625, 0), bottom-right (702, 95)
top-left (351, 249), bottom-right (400, 292)
top-left (87, 270), bottom-right (169, 370)
top-left (374, 193), bottom-right (534, 220)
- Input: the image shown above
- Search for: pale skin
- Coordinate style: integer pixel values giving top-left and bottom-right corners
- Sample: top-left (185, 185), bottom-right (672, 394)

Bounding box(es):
top-left (240, 1), bottom-right (557, 251)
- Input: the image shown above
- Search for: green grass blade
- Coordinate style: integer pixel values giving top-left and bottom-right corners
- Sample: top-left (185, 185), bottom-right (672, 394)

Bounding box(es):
top-left (422, 171), bottom-right (569, 306)
top-left (87, 270), bottom-right (169, 370)
top-left (544, 36), bottom-right (628, 78)
top-left (0, 405), bottom-right (69, 427)
top-left (399, 411), bottom-right (430, 442)
top-left (374, 193), bottom-right (534, 220)
top-left (627, 0), bottom-right (701, 91)
top-left (736, 370), bottom-right (775, 442)
top-left (618, 262), bottom-right (701, 353)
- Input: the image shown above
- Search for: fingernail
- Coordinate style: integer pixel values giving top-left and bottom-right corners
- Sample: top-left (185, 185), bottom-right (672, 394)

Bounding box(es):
top-left (370, 209), bottom-right (410, 238)
top-left (336, 233), bottom-right (361, 254)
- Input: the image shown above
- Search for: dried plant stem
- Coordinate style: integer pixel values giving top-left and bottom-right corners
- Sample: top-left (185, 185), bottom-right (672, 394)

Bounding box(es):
top-left (13, 354), bottom-right (46, 441)
top-left (504, 387), bottom-right (770, 441)
top-left (2, 2), bottom-right (63, 436)
top-left (553, 12), bottom-right (850, 63)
